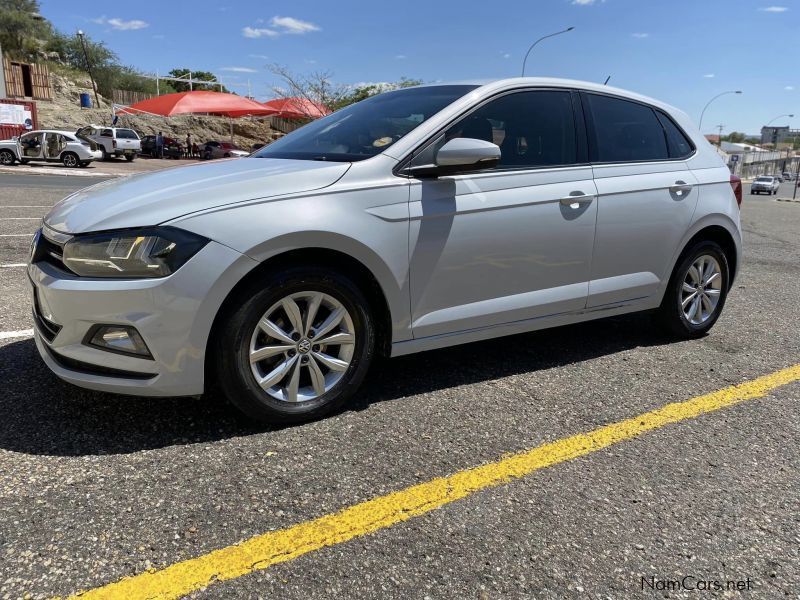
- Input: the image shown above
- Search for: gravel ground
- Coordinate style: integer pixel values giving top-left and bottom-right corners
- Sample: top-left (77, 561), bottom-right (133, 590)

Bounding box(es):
top-left (0, 174), bottom-right (798, 599)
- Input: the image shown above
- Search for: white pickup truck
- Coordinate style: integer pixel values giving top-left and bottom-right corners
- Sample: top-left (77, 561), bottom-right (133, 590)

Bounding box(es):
top-left (76, 125), bottom-right (142, 161)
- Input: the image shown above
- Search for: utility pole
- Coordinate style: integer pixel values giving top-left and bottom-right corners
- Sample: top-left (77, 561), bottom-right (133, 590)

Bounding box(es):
top-left (716, 124), bottom-right (724, 146)
top-left (76, 30), bottom-right (100, 108)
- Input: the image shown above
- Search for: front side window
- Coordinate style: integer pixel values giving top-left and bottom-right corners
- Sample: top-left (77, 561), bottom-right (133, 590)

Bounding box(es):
top-left (254, 85), bottom-right (478, 162)
top-left (586, 93), bottom-right (669, 162)
top-left (443, 90), bottom-right (577, 169)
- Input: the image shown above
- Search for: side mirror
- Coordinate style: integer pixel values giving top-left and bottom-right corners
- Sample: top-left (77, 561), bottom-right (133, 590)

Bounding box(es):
top-left (404, 137), bottom-right (501, 178)
top-left (435, 137), bottom-right (501, 172)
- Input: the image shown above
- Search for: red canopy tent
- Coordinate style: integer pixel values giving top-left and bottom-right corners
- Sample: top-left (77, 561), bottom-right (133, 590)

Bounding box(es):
top-left (261, 97), bottom-right (330, 120)
top-left (116, 90), bottom-right (277, 118)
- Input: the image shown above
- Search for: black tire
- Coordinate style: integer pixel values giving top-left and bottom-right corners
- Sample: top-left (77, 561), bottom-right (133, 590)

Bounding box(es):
top-left (125, 154), bottom-right (136, 162)
top-left (0, 149), bottom-right (15, 165)
top-left (214, 267), bottom-right (376, 424)
top-left (100, 147), bottom-right (109, 161)
top-left (62, 152), bottom-right (79, 168)
top-left (78, 161), bottom-right (89, 168)
top-left (656, 240), bottom-right (730, 339)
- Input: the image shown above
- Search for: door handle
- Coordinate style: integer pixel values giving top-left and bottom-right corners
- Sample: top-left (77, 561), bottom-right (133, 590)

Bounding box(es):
top-left (559, 193), bottom-right (595, 207)
top-left (669, 180), bottom-right (693, 197)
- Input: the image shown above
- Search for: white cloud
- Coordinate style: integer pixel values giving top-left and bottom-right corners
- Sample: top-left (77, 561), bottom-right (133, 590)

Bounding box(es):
top-left (270, 16), bottom-right (320, 34)
top-left (572, 0), bottom-right (596, 4)
top-left (759, 5), bottom-right (788, 11)
top-left (631, 32), bottom-right (649, 38)
top-left (786, 86), bottom-right (795, 90)
top-left (395, 54), bottom-right (407, 59)
top-left (243, 26), bottom-right (279, 38)
top-left (92, 16), bottom-right (149, 30)
top-left (243, 16), bottom-right (320, 38)
top-left (503, 53), bottom-right (511, 59)
top-left (248, 54), bottom-right (270, 60)
top-left (704, 73), bottom-right (715, 78)
top-left (220, 66), bottom-right (258, 73)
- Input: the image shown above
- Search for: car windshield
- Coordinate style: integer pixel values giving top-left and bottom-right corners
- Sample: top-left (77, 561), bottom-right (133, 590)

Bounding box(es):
top-left (254, 85), bottom-right (479, 162)
top-left (756, 177), bottom-right (773, 182)
top-left (116, 129), bottom-right (139, 140)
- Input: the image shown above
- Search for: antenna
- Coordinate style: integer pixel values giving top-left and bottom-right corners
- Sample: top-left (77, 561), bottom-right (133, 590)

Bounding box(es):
top-left (603, 75), bottom-right (611, 85)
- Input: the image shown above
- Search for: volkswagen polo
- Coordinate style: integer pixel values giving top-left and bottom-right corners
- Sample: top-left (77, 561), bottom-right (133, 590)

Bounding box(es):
top-left (30, 78), bottom-right (742, 424)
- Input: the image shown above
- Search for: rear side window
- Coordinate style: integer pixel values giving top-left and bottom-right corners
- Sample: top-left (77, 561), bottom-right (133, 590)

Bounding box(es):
top-left (445, 90), bottom-right (578, 169)
top-left (100, 129), bottom-right (113, 137)
top-left (585, 93), bottom-right (668, 163)
top-left (116, 129), bottom-right (139, 140)
top-left (656, 112), bottom-right (694, 159)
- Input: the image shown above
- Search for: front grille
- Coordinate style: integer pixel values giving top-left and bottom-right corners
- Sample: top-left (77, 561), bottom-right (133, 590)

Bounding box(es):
top-left (32, 287), bottom-right (62, 342)
top-left (32, 227), bottom-right (74, 274)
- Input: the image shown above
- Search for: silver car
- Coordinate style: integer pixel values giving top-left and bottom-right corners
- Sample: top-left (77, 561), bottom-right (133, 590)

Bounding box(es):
top-left (30, 78), bottom-right (742, 424)
top-left (0, 130), bottom-right (102, 168)
top-left (750, 175), bottom-right (780, 195)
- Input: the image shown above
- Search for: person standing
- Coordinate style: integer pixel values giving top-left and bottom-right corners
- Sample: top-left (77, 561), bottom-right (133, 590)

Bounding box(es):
top-left (155, 131), bottom-right (164, 159)
top-left (185, 133), bottom-right (192, 158)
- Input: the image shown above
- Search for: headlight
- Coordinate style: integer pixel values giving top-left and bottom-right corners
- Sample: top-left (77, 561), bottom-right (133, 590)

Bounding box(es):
top-left (62, 227), bottom-right (208, 278)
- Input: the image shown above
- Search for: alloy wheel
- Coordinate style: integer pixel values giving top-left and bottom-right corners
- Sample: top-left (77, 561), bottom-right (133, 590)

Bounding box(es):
top-left (680, 255), bottom-right (723, 325)
top-left (249, 291), bottom-right (356, 403)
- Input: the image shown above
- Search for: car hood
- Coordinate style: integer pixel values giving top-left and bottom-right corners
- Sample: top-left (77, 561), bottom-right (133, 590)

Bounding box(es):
top-left (44, 158), bottom-right (350, 234)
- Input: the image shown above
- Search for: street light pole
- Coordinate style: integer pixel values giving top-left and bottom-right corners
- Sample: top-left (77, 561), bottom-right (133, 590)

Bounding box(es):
top-left (521, 27), bottom-right (575, 77)
top-left (698, 90), bottom-right (742, 130)
top-left (76, 30), bottom-right (100, 108)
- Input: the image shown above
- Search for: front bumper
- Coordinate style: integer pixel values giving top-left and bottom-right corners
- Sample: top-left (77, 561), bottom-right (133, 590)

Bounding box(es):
top-left (29, 240), bottom-right (257, 396)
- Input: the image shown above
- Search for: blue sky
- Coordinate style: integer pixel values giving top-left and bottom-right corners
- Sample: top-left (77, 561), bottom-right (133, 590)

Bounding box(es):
top-left (39, 0), bottom-right (797, 135)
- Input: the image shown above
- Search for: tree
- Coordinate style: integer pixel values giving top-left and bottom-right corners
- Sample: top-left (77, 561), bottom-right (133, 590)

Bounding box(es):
top-left (0, 0), bottom-right (53, 60)
top-left (268, 64), bottom-right (423, 114)
top-left (721, 131), bottom-right (746, 144)
top-left (168, 68), bottom-right (228, 93)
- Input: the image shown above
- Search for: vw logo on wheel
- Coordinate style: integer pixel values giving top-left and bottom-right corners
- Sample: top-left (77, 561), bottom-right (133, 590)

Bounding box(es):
top-left (297, 339), bottom-right (311, 354)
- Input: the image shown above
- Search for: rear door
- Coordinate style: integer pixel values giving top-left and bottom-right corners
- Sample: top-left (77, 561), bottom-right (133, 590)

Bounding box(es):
top-left (582, 92), bottom-right (700, 308)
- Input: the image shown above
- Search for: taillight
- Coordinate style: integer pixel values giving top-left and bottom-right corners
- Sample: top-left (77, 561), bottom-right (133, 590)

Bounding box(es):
top-left (729, 174), bottom-right (742, 207)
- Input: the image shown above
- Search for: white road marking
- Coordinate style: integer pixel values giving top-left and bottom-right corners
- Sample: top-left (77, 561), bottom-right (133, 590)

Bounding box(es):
top-left (0, 233), bottom-right (33, 237)
top-left (1, 263), bottom-right (27, 268)
top-left (2, 205), bottom-right (53, 208)
top-left (0, 329), bottom-right (33, 341)
top-left (0, 217), bottom-right (41, 220)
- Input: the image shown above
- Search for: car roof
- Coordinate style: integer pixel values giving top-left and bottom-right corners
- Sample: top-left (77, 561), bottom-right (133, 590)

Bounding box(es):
top-left (421, 77), bottom-right (684, 116)
top-left (26, 130), bottom-right (78, 137)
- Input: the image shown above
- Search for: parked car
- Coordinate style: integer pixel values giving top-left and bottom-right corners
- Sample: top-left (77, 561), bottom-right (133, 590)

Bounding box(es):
top-left (0, 130), bottom-right (102, 168)
top-left (29, 78), bottom-right (741, 425)
top-left (750, 175), bottom-right (780, 195)
top-left (76, 125), bottom-right (141, 161)
top-left (140, 135), bottom-right (183, 159)
top-left (782, 172), bottom-right (792, 181)
top-left (200, 140), bottom-right (249, 159)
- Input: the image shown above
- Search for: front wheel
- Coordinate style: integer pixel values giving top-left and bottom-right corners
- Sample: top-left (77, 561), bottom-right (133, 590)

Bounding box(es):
top-left (656, 241), bottom-right (729, 339)
top-left (214, 267), bottom-right (376, 424)
top-left (0, 149), bottom-right (15, 165)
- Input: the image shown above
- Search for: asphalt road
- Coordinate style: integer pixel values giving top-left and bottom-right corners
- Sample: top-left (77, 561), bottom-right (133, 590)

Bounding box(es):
top-left (0, 172), bottom-right (799, 599)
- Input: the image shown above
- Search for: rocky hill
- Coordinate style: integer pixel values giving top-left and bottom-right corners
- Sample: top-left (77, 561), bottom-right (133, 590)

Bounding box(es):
top-left (37, 71), bottom-right (283, 149)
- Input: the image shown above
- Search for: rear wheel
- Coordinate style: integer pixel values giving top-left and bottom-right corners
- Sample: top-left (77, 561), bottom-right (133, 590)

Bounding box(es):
top-left (100, 147), bottom-right (109, 161)
top-left (214, 267), bottom-right (376, 424)
top-left (62, 152), bottom-right (79, 168)
top-left (78, 161), bottom-right (90, 168)
top-left (125, 154), bottom-right (136, 162)
top-left (0, 150), bottom-right (15, 165)
top-left (657, 240), bottom-right (729, 338)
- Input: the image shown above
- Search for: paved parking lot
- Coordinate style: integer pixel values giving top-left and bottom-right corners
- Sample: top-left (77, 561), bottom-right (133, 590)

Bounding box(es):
top-left (0, 173), bottom-right (798, 599)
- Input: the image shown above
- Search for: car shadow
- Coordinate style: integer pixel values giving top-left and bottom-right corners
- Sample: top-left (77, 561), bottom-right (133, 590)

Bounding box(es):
top-left (0, 313), bottom-right (669, 457)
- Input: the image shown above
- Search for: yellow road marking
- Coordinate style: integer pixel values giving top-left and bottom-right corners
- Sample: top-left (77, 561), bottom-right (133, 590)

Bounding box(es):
top-left (69, 363), bottom-right (800, 600)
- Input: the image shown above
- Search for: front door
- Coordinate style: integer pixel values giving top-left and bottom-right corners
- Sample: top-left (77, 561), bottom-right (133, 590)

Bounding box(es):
top-left (582, 92), bottom-right (701, 307)
top-left (408, 90), bottom-right (597, 338)
top-left (18, 131), bottom-right (43, 159)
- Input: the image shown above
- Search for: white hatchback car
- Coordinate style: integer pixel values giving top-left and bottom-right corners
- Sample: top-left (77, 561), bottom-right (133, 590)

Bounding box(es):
top-left (32, 78), bottom-right (742, 424)
top-left (0, 130), bottom-right (103, 168)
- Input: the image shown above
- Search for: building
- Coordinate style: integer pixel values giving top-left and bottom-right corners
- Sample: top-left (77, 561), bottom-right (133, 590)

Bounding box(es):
top-left (761, 126), bottom-right (800, 146)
